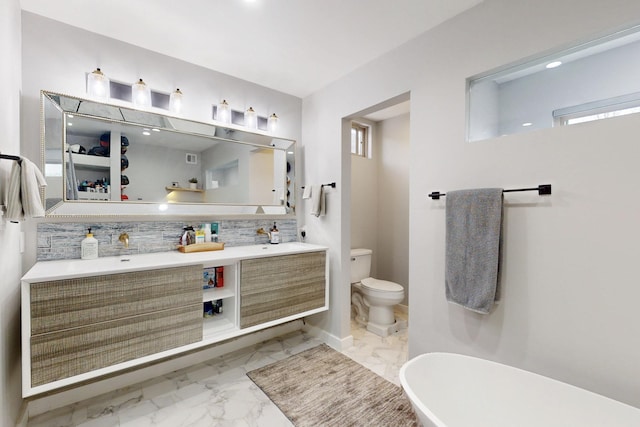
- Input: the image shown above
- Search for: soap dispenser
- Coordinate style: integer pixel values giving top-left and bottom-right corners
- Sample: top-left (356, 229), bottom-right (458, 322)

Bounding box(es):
top-left (270, 222), bottom-right (280, 244)
top-left (81, 227), bottom-right (99, 260)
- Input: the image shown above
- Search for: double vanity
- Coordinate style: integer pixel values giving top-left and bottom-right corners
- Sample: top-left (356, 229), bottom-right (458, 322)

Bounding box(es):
top-left (21, 242), bottom-right (328, 397)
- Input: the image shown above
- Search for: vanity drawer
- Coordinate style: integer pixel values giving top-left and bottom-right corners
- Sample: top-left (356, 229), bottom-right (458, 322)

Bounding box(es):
top-left (30, 265), bottom-right (202, 335)
top-left (30, 304), bottom-right (203, 387)
top-left (240, 251), bottom-right (326, 328)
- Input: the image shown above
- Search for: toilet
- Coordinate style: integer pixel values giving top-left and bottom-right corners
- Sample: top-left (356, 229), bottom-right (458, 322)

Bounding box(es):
top-left (350, 248), bottom-right (407, 337)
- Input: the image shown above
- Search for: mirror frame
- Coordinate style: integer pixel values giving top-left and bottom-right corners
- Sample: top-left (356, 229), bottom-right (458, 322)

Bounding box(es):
top-left (41, 90), bottom-right (296, 217)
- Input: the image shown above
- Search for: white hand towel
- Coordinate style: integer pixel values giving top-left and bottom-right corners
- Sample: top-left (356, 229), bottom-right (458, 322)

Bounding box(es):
top-left (5, 157), bottom-right (47, 221)
top-left (5, 161), bottom-right (22, 221)
top-left (21, 157), bottom-right (47, 218)
top-left (302, 185), bottom-right (312, 199)
top-left (310, 184), bottom-right (326, 217)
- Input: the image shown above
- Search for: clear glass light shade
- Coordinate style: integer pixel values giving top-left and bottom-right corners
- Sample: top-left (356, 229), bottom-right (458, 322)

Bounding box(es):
top-left (268, 113), bottom-right (279, 134)
top-left (245, 107), bottom-right (258, 130)
top-left (169, 89), bottom-right (183, 114)
top-left (132, 78), bottom-right (151, 108)
top-left (217, 99), bottom-right (231, 123)
top-left (87, 68), bottom-right (110, 100)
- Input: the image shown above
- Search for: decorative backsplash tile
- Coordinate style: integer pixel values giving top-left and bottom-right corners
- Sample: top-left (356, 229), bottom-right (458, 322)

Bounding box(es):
top-left (37, 218), bottom-right (298, 261)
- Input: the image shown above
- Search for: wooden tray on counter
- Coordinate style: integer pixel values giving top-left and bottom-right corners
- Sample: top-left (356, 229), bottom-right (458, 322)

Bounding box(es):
top-left (177, 242), bottom-right (225, 253)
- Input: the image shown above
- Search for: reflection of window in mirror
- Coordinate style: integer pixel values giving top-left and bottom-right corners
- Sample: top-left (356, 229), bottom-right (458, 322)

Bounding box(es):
top-left (468, 25), bottom-right (640, 142)
top-left (351, 122), bottom-right (370, 157)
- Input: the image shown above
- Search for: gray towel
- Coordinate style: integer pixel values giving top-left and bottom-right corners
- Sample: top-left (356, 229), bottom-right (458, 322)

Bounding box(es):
top-left (445, 188), bottom-right (503, 314)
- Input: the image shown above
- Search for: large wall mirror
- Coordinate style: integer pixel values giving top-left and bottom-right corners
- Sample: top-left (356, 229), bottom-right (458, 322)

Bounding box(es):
top-left (42, 91), bottom-right (296, 216)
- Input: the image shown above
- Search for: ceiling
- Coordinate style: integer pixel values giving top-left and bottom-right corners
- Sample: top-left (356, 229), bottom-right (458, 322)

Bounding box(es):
top-left (21, 0), bottom-right (481, 99)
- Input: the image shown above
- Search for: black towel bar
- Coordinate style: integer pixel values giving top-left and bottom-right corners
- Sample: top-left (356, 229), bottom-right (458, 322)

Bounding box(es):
top-left (301, 182), bottom-right (336, 190)
top-left (428, 184), bottom-right (551, 200)
top-left (0, 154), bottom-right (22, 164)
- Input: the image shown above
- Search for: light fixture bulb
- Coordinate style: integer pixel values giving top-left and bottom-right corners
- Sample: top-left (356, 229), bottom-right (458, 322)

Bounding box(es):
top-left (546, 61), bottom-right (562, 69)
top-left (217, 99), bottom-right (231, 123)
top-left (268, 113), bottom-right (279, 134)
top-left (132, 78), bottom-right (151, 108)
top-left (245, 107), bottom-right (258, 130)
top-left (169, 88), bottom-right (183, 114)
top-left (87, 68), bottom-right (110, 100)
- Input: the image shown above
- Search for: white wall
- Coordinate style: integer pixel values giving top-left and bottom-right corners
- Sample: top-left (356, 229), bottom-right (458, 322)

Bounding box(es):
top-left (377, 113), bottom-right (410, 304)
top-left (351, 123), bottom-right (379, 277)
top-left (0, 1), bottom-right (23, 425)
top-left (302, 0), bottom-right (640, 408)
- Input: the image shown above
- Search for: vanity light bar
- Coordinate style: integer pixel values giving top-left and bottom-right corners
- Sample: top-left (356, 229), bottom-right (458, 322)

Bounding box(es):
top-left (212, 105), bottom-right (269, 130)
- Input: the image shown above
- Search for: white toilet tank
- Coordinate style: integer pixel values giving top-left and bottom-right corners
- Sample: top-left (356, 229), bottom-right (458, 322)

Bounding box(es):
top-left (350, 248), bottom-right (372, 284)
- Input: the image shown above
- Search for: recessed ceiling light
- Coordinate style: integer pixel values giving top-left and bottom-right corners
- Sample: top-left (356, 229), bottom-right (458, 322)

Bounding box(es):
top-left (67, 122), bottom-right (73, 126)
top-left (67, 114), bottom-right (74, 118)
top-left (152, 128), bottom-right (160, 132)
top-left (522, 122), bottom-right (532, 127)
top-left (546, 61), bottom-right (562, 69)
top-left (142, 131), bottom-right (151, 136)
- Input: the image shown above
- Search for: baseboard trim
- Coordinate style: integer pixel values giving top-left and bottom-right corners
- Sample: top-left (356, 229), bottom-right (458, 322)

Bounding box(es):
top-left (396, 303), bottom-right (408, 315)
top-left (303, 322), bottom-right (353, 351)
top-left (15, 401), bottom-right (28, 427)
top-left (25, 320), bottom-right (304, 420)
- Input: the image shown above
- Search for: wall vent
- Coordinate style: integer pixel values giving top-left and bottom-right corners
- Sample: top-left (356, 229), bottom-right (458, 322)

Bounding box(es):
top-left (186, 153), bottom-right (197, 164)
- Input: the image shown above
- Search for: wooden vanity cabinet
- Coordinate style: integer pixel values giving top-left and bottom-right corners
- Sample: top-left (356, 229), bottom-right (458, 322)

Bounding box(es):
top-left (28, 265), bottom-right (202, 387)
top-left (22, 244), bottom-right (328, 397)
top-left (240, 251), bottom-right (326, 328)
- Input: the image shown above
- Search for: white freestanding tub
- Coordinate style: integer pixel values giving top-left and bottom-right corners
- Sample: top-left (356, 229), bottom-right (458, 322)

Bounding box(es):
top-left (399, 352), bottom-right (640, 427)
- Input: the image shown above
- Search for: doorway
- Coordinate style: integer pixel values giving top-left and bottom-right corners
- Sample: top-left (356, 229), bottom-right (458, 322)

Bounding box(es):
top-left (346, 95), bottom-right (411, 339)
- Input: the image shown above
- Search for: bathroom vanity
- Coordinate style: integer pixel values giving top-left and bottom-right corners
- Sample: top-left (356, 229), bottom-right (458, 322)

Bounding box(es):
top-left (21, 242), bottom-right (328, 397)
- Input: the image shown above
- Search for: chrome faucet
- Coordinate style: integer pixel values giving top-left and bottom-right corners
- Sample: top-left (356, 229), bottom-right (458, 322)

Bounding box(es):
top-left (118, 232), bottom-right (129, 249)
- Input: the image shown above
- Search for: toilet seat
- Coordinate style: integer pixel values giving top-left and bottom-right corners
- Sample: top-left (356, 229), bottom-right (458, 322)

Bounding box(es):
top-left (361, 277), bottom-right (404, 294)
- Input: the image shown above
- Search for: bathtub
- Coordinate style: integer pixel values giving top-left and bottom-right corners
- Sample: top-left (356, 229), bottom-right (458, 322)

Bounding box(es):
top-left (399, 352), bottom-right (640, 427)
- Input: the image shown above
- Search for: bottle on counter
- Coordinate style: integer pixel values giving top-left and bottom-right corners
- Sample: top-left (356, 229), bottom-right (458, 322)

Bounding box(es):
top-left (203, 223), bottom-right (212, 242)
top-left (270, 222), bottom-right (280, 244)
top-left (81, 227), bottom-right (99, 260)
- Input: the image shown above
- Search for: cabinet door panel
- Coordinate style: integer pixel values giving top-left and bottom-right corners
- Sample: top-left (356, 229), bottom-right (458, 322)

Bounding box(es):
top-left (31, 265), bottom-right (202, 335)
top-left (30, 304), bottom-right (202, 387)
top-left (240, 252), bottom-right (325, 328)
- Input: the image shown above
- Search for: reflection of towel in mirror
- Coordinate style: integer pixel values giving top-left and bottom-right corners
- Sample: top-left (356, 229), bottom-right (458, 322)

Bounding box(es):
top-left (5, 157), bottom-right (47, 221)
top-left (310, 185), bottom-right (326, 217)
top-left (66, 151), bottom-right (79, 200)
top-left (445, 188), bottom-right (503, 314)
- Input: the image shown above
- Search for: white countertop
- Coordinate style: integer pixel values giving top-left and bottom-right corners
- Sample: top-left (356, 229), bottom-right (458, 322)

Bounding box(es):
top-left (22, 242), bottom-right (328, 282)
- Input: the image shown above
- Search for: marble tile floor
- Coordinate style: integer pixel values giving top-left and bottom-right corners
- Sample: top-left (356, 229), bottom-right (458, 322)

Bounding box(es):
top-left (27, 311), bottom-right (409, 427)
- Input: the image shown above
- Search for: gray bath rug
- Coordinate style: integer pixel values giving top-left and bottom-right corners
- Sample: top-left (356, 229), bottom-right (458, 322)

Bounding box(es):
top-left (246, 343), bottom-right (418, 427)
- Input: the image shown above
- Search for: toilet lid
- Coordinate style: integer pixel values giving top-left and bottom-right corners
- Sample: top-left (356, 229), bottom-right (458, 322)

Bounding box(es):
top-left (361, 277), bottom-right (403, 292)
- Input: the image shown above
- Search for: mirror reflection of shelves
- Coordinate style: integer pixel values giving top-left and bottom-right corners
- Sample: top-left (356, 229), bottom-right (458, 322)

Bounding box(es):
top-left (77, 190), bottom-right (110, 201)
top-left (68, 152), bottom-right (110, 168)
top-left (165, 186), bottom-right (204, 193)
